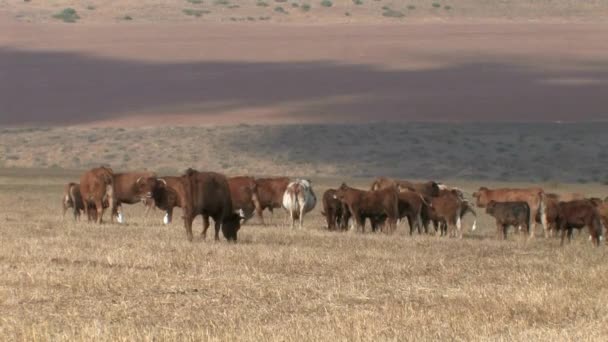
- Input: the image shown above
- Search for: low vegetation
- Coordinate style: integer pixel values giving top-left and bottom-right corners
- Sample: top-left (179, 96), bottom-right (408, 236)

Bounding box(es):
top-left (52, 8), bottom-right (80, 23)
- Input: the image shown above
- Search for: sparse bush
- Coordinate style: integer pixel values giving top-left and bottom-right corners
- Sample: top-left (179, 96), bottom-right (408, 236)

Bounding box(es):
top-left (247, 16), bottom-right (256, 21)
top-left (407, 5), bottom-right (415, 10)
top-left (258, 15), bottom-right (271, 20)
top-left (275, 0), bottom-right (287, 2)
top-left (345, 11), bottom-right (351, 16)
top-left (353, 0), bottom-right (363, 4)
top-left (228, 4), bottom-right (240, 8)
top-left (52, 8), bottom-right (80, 23)
top-left (187, 0), bottom-right (203, 3)
top-left (291, 2), bottom-right (299, 7)
top-left (274, 6), bottom-right (288, 13)
top-left (122, 15), bottom-right (133, 20)
top-left (183, 8), bottom-right (210, 16)
top-left (214, 0), bottom-right (229, 5)
top-left (301, 3), bottom-right (311, 11)
top-left (444, 5), bottom-right (451, 10)
top-left (257, 1), bottom-right (269, 6)
top-left (382, 7), bottom-right (404, 18)
top-left (432, 2), bottom-right (441, 8)
top-left (320, 0), bottom-right (332, 7)
top-left (87, 5), bottom-right (96, 10)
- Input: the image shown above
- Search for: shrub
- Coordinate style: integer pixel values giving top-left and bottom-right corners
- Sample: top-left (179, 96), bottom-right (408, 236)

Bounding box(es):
top-left (353, 0), bottom-right (363, 4)
top-left (407, 5), bottom-right (415, 10)
top-left (382, 7), bottom-right (404, 18)
top-left (187, 0), bottom-right (203, 3)
top-left (247, 16), bottom-right (256, 21)
top-left (444, 5), bottom-right (451, 10)
top-left (87, 5), bottom-right (96, 10)
top-left (52, 8), bottom-right (80, 23)
top-left (122, 15), bottom-right (133, 20)
top-left (275, 0), bottom-right (287, 2)
top-left (257, 1), bottom-right (269, 6)
top-left (345, 11), bottom-right (351, 16)
top-left (183, 8), bottom-right (210, 16)
top-left (214, 0), bottom-right (229, 5)
top-left (291, 2), bottom-right (299, 7)
top-left (301, 3), bottom-right (311, 11)
top-left (274, 6), bottom-right (288, 13)
top-left (432, 2), bottom-right (441, 8)
top-left (228, 4), bottom-right (239, 8)
top-left (320, 0), bottom-right (332, 7)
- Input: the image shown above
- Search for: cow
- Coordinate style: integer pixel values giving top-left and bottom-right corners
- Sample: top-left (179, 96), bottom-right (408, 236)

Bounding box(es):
top-left (79, 166), bottom-right (115, 224)
top-left (321, 189), bottom-right (350, 231)
top-left (534, 193), bottom-right (584, 237)
top-left (228, 176), bottom-right (262, 224)
top-left (110, 171), bottom-right (159, 223)
top-left (555, 199), bottom-right (603, 247)
top-left (396, 190), bottom-right (428, 235)
top-left (485, 201), bottom-right (531, 240)
top-left (255, 177), bottom-right (290, 224)
top-left (370, 177), bottom-right (440, 198)
top-left (181, 169), bottom-right (241, 242)
top-left (334, 183), bottom-right (399, 233)
top-left (423, 189), bottom-right (467, 238)
top-left (472, 187), bottom-right (547, 239)
top-left (282, 179), bottom-right (317, 229)
top-left (151, 176), bottom-right (186, 225)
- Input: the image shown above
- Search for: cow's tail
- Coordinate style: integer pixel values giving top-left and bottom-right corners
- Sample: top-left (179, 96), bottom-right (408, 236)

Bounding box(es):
top-left (68, 184), bottom-right (78, 219)
top-left (539, 191), bottom-right (548, 236)
top-left (290, 187), bottom-right (299, 220)
top-left (593, 212), bottom-right (604, 245)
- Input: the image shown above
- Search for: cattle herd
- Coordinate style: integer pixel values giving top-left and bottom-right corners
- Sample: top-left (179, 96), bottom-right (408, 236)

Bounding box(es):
top-left (61, 167), bottom-right (608, 248)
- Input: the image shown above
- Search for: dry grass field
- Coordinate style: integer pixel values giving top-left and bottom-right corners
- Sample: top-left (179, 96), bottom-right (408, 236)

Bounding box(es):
top-left (1, 170), bottom-right (608, 340)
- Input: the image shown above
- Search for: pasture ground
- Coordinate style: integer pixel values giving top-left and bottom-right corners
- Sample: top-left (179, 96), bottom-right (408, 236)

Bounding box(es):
top-left (1, 171), bottom-right (608, 340)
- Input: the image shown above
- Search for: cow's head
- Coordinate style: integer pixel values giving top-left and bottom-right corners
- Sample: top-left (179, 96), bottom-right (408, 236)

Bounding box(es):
top-left (333, 183), bottom-right (349, 201)
top-left (135, 177), bottom-right (164, 201)
top-left (485, 200), bottom-right (497, 214)
top-left (222, 213), bottom-right (242, 242)
top-left (472, 187), bottom-right (489, 208)
top-left (426, 181), bottom-right (441, 197)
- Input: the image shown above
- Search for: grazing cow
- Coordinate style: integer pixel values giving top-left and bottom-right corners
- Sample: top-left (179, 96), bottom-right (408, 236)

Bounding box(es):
top-left (282, 179), bottom-right (317, 229)
top-left (485, 201), bottom-right (531, 240)
top-left (80, 166), bottom-right (115, 224)
top-left (181, 169), bottom-right (241, 242)
top-left (424, 189), bottom-right (467, 238)
top-left (370, 177), bottom-right (440, 198)
top-left (255, 177), bottom-right (290, 224)
top-left (473, 187), bottom-right (546, 238)
top-left (321, 189), bottom-right (350, 231)
top-left (228, 176), bottom-right (262, 224)
top-left (555, 200), bottom-right (603, 247)
top-left (334, 183), bottom-right (399, 233)
top-left (110, 171), bottom-right (159, 223)
top-left (151, 176), bottom-right (187, 225)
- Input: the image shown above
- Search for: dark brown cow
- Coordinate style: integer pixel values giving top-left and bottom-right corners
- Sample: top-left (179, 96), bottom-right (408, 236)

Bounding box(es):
top-left (181, 169), bottom-right (241, 242)
top-left (556, 200), bottom-right (603, 247)
top-left (334, 183), bottom-right (399, 233)
top-left (396, 190), bottom-right (428, 235)
top-left (370, 177), bottom-right (440, 198)
top-left (321, 189), bottom-right (350, 231)
top-left (534, 193), bottom-right (582, 237)
top-left (485, 201), bottom-right (531, 240)
top-left (255, 177), bottom-right (290, 223)
top-left (152, 176), bottom-right (187, 225)
top-left (80, 166), bottom-right (115, 224)
top-left (110, 171), bottom-right (159, 222)
top-left (228, 176), bottom-right (261, 224)
top-left (473, 187), bottom-right (546, 238)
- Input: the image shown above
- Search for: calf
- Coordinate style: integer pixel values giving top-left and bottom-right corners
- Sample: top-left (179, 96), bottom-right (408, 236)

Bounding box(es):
top-left (424, 189), bottom-right (467, 238)
top-left (485, 201), bottom-right (531, 240)
top-left (473, 187), bottom-right (546, 238)
top-left (282, 179), bottom-right (317, 229)
top-left (321, 189), bottom-right (350, 231)
top-left (556, 200), bottom-right (603, 247)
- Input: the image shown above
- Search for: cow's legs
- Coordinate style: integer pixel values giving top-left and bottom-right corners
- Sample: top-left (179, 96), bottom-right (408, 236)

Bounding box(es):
top-left (184, 214), bottom-right (195, 242)
top-left (214, 219), bottom-right (221, 241)
top-left (529, 209), bottom-right (537, 239)
top-left (299, 205), bottom-right (305, 229)
top-left (456, 215), bottom-right (463, 239)
top-left (201, 214), bottom-right (211, 239)
top-left (95, 200), bottom-right (104, 224)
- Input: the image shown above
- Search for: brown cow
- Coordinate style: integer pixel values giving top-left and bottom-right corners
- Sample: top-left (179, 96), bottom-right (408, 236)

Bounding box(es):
top-left (334, 183), bottom-right (399, 233)
top-left (485, 201), bottom-right (531, 240)
top-left (255, 177), bottom-right (290, 224)
top-left (396, 190), bottom-right (428, 235)
top-left (535, 193), bottom-right (582, 237)
top-left (473, 187), bottom-right (547, 238)
top-left (110, 171), bottom-right (159, 223)
top-left (370, 177), bottom-right (440, 198)
top-left (80, 166), bottom-right (115, 224)
top-left (181, 169), bottom-right (241, 242)
top-left (424, 189), bottom-right (467, 238)
top-left (228, 176), bottom-right (261, 224)
top-left (556, 200), bottom-right (603, 247)
top-left (321, 189), bottom-right (350, 231)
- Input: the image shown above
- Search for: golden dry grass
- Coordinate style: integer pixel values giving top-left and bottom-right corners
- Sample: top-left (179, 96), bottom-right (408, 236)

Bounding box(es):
top-left (1, 172), bottom-right (608, 340)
